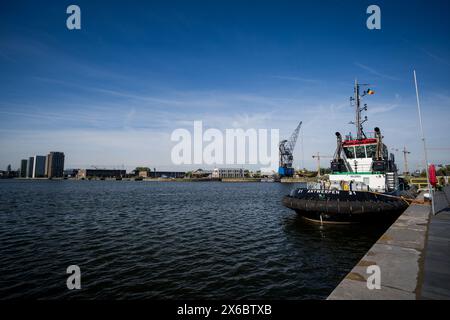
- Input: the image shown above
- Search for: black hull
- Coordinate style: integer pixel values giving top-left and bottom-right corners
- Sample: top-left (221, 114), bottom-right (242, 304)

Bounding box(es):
top-left (282, 189), bottom-right (411, 223)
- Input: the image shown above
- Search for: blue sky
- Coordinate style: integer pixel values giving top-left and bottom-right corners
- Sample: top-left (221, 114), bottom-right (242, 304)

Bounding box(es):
top-left (0, 0), bottom-right (449, 171)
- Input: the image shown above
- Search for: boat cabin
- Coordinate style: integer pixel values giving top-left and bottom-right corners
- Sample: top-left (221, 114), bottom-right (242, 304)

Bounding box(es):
top-left (329, 130), bottom-right (398, 193)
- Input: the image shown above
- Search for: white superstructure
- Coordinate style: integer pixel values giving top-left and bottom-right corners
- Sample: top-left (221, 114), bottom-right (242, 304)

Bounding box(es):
top-left (328, 81), bottom-right (399, 193)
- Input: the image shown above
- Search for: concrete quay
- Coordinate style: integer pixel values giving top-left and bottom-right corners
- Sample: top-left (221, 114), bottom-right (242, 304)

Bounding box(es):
top-left (420, 186), bottom-right (450, 299)
top-left (328, 187), bottom-right (450, 300)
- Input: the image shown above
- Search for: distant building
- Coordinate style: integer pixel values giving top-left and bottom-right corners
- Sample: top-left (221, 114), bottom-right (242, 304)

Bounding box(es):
top-left (20, 159), bottom-right (27, 178)
top-left (63, 169), bottom-right (79, 178)
top-left (136, 169), bottom-right (184, 179)
top-left (77, 169), bottom-right (126, 179)
top-left (138, 170), bottom-right (149, 178)
top-left (0, 170), bottom-right (18, 178)
top-left (191, 169), bottom-right (212, 178)
top-left (212, 168), bottom-right (245, 179)
top-left (27, 157), bottom-right (34, 178)
top-left (45, 155), bottom-right (49, 177)
top-left (152, 171), bottom-right (185, 178)
top-left (46, 152), bottom-right (65, 178)
top-left (32, 155), bottom-right (46, 178)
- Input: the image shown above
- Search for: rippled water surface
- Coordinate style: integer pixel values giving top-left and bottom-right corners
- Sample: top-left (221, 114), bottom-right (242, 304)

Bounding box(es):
top-left (0, 180), bottom-right (390, 299)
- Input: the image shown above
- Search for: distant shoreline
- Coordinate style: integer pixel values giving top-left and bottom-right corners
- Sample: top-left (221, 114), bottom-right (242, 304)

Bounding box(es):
top-left (4, 177), bottom-right (317, 183)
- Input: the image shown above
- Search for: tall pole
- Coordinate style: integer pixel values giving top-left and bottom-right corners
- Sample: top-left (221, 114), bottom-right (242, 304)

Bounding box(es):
top-left (355, 79), bottom-right (362, 139)
top-left (414, 70), bottom-right (435, 215)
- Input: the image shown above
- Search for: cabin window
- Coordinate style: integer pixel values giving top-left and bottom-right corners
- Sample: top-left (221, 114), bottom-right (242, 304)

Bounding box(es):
top-left (355, 145), bottom-right (366, 158)
top-left (344, 146), bottom-right (355, 158)
top-left (366, 144), bottom-right (376, 158)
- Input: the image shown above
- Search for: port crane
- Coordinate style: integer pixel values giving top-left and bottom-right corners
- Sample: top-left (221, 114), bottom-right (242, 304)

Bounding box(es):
top-left (402, 147), bottom-right (411, 175)
top-left (312, 152), bottom-right (333, 177)
top-left (278, 121), bottom-right (302, 177)
top-left (391, 147), bottom-right (412, 175)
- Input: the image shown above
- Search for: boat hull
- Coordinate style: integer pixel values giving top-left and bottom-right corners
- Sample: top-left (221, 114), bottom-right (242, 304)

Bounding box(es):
top-left (282, 189), bottom-right (411, 223)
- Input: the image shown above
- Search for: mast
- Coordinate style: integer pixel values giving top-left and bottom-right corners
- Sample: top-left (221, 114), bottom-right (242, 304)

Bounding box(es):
top-left (355, 79), bottom-right (362, 139)
top-left (350, 79), bottom-right (369, 140)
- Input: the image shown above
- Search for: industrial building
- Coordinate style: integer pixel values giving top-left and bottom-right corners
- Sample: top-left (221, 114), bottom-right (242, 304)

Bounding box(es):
top-left (152, 171), bottom-right (185, 178)
top-left (63, 169), bottom-right (79, 178)
top-left (77, 169), bottom-right (126, 179)
top-left (212, 168), bottom-right (245, 179)
top-left (137, 169), bottom-right (185, 178)
top-left (191, 169), bottom-right (212, 178)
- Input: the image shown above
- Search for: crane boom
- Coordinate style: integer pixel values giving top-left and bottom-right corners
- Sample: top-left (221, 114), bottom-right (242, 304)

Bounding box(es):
top-left (278, 121), bottom-right (302, 177)
top-left (287, 121), bottom-right (302, 152)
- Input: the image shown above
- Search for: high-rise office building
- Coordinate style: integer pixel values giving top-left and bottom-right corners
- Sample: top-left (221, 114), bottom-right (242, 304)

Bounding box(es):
top-left (46, 152), bottom-right (65, 178)
top-left (45, 154), bottom-right (49, 177)
top-left (20, 159), bottom-right (27, 178)
top-left (27, 157), bottom-right (34, 178)
top-left (32, 155), bottom-right (46, 178)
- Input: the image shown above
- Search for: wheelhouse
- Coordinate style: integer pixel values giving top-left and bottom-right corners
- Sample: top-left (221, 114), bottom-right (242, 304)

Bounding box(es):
top-left (342, 140), bottom-right (388, 161)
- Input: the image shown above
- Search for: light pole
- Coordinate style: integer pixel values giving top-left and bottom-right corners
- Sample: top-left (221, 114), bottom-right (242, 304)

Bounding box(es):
top-left (414, 70), bottom-right (435, 215)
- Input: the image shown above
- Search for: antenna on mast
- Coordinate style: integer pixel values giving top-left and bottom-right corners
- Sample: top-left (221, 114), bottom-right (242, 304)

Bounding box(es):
top-left (349, 79), bottom-right (373, 139)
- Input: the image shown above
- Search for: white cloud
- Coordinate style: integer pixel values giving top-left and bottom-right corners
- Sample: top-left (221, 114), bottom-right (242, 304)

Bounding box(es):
top-left (0, 88), bottom-right (449, 172)
top-left (355, 62), bottom-right (400, 81)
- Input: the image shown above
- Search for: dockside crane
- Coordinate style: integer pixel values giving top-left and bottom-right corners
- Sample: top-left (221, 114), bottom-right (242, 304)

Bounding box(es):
top-left (392, 147), bottom-right (412, 176)
top-left (402, 147), bottom-right (411, 176)
top-left (312, 152), bottom-right (333, 177)
top-left (278, 121), bottom-right (302, 177)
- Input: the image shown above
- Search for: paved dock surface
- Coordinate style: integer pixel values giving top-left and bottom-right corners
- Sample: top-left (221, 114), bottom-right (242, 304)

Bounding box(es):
top-left (328, 187), bottom-right (450, 300)
top-left (420, 186), bottom-right (450, 300)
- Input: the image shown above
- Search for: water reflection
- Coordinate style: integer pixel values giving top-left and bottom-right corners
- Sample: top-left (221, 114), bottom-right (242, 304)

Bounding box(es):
top-left (281, 212), bottom-right (391, 253)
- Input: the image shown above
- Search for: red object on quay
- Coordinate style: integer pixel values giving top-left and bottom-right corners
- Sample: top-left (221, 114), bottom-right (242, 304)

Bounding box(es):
top-left (428, 164), bottom-right (437, 187)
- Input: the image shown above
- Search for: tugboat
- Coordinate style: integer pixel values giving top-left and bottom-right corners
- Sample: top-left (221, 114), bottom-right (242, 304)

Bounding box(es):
top-left (282, 81), bottom-right (416, 223)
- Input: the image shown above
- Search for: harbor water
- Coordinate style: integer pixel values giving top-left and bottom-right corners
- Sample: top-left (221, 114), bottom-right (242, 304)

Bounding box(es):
top-left (0, 180), bottom-right (392, 299)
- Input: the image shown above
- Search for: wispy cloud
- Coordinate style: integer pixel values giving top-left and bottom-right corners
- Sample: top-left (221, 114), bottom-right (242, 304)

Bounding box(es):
top-left (421, 48), bottom-right (450, 67)
top-left (354, 62), bottom-right (400, 81)
top-left (1, 9), bottom-right (449, 172)
top-left (368, 104), bottom-right (399, 114)
top-left (270, 75), bottom-right (320, 84)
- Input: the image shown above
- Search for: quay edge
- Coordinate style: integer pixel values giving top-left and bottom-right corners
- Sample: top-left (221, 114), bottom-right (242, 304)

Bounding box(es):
top-left (328, 192), bottom-right (431, 300)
